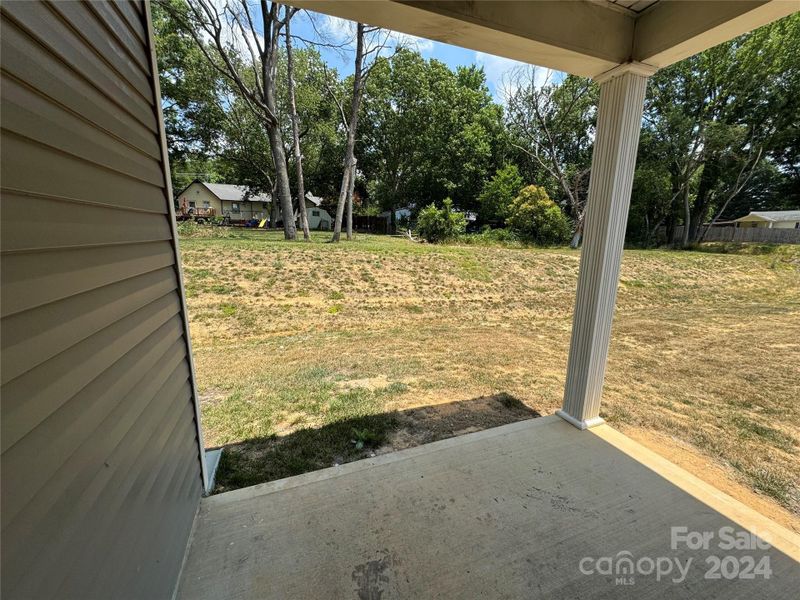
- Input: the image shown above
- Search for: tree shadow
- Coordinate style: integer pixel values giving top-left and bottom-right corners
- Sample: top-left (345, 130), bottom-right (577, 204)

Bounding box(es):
top-left (212, 393), bottom-right (541, 494)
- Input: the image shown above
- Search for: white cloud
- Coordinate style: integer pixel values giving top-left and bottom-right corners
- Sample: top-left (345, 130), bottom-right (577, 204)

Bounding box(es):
top-left (319, 15), bottom-right (353, 44)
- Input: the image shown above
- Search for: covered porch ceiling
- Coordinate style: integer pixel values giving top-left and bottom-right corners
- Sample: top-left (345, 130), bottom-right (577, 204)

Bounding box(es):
top-left (291, 0), bottom-right (798, 78)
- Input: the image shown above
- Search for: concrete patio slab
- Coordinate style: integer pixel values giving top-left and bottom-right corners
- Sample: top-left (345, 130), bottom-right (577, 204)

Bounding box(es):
top-left (177, 416), bottom-right (800, 599)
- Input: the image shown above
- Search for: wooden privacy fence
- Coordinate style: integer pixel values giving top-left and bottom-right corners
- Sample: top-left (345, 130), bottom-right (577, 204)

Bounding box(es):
top-left (671, 226), bottom-right (800, 245)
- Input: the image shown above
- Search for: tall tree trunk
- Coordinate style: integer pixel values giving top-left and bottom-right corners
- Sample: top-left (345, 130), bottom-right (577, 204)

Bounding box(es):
top-left (569, 212), bottom-right (584, 249)
top-left (681, 184), bottom-right (691, 248)
top-left (690, 160), bottom-right (719, 242)
top-left (270, 179), bottom-right (279, 228)
top-left (263, 6), bottom-right (295, 241)
top-left (285, 12), bottom-right (310, 240)
top-left (346, 159), bottom-right (356, 240)
top-left (332, 23), bottom-right (365, 242)
top-left (267, 126), bottom-right (296, 239)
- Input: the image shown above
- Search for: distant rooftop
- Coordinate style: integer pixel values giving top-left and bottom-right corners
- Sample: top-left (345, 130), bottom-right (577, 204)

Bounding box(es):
top-left (304, 191), bottom-right (323, 207)
top-left (736, 210), bottom-right (800, 222)
top-left (198, 181), bottom-right (271, 203)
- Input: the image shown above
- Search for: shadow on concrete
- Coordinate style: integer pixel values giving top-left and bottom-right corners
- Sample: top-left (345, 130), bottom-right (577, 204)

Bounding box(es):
top-left (212, 393), bottom-right (541, 494)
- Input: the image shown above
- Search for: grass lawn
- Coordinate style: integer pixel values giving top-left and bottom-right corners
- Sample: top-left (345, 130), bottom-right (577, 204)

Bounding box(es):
top-left (180, 228), bottom-right (800, 525)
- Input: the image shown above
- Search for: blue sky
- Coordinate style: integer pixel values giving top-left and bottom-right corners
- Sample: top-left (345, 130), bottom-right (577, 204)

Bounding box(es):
top-left (289, 10), bottom-right (536, 101)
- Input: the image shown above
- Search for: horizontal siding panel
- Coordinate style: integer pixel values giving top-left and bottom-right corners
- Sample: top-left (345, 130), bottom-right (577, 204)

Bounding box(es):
top-left (4, 370), bottom-right (193, 597)
top-left (1, 133), bottom-right (167, 213)
top-left (47, 0), bottom-right (153, 102)
top-left (24, 386), bottom-right (195, 599)
top-left (2, 326), bottom-right (186, 528)
top-left (0, 20), bottom-right (161, 158)
top-left (1, 291), bottom-right (182, 452)
top-left (111, 0), bottom-right (147, 45)
top-left (87, 0), bottom-right (151, 72)
top-left (78, 416), bottom-right (200, 598)
top-left (1, 0), bottom-right (156, 128)
top-left (0, 2), bottom-right (203, 598)
top-left (46, 413), bottom-right (198, 599)
top-left (130, 467), bottom-right (202, 599)
top-left (1, 193), bottom-right (172, 254)
top-left (1, 240), bottom-right (175, 317)
top-left (1, 266), bottom-right (178, 384)
top-left (1, 75), bottom-right (164, 185)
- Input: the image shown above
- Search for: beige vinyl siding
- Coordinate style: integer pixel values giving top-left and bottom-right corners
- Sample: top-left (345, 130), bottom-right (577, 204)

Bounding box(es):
top-left (221, 199), bottom-right (270, 221)
top-left (1, 2), bottom-right (203, 599)
top-left (177, 182), bottom-right (223, 215)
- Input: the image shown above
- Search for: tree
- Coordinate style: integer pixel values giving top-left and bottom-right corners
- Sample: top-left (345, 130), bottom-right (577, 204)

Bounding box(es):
top-left (626, 131), bottom-right (674, 246)
top-left (478, 164), bottom-right (524, 225)
top-left (506, 185), bottom-right (571, 246)
top-left (360, 52), bottom-right (504, 230)
top-left (504, 69), bottom-right (597, 247)
top-left (328, 24), bottom-right (395, 242)
top-left (331, 23), bottom-right (365, 242)
top-left (158, 0), bottom-right (297, 239)
top-left (152, 0), bottom-right (227, 193)
top-left (284, 8), bottom-right (310, 239)
top-left (641, 14), bottom-right (800, 246)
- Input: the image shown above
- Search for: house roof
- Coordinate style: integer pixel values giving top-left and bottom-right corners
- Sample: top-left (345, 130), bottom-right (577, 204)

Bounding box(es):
top-left (735, 210), bottom-right (800, 222)
top-left (190, 181), bottom-right (271, 203)
top-left (305, 191), bottom-right (323, 207)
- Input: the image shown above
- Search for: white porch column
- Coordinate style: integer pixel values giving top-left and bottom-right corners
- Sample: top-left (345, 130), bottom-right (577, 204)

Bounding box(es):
top-left (558, 63), bottom-right (654, 430)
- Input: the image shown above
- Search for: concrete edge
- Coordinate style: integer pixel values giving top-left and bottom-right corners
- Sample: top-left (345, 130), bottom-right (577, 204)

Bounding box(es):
top-left (202, 414), bottom-right (557, 507)
top-left (591, 424), bottom-right (800, 562)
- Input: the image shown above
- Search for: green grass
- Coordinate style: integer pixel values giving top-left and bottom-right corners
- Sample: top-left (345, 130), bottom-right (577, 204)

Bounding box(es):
top-left (181, 229), bottom-right (800, 514)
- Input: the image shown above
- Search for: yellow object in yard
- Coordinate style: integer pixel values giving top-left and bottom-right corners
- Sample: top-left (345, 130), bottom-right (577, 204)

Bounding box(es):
top-left (258, 219), bottom-right (267, 228)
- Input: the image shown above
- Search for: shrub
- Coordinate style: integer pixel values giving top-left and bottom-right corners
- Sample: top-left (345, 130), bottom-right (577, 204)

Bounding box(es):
top-left (457, 227), bottom-right (520, 246)
top-left (478, 164), bottom-right (524, 224)
top-left (415, 198), bottom-right (467, 243)
top-left (506, 185), bottom-right (571, 245)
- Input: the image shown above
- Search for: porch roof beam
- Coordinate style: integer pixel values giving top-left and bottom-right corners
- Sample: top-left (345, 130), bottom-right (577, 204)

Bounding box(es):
top-left (288, 1), bottom-right (798, 79)
top-left (291, 0), bottom-right (633, 77)
top-left (633, 0), bottom-right (800, 68)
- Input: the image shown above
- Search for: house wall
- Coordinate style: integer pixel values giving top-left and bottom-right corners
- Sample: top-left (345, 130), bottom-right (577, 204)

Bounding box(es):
top-left (1, 2), bottom-right (203, 598)
top-left (178, 182), bottom-right (223, 215)
top-left (736, 218), bottom-right (800, 229)
top-left (221, 199), bottom-right (270, 221)
top-left (772, 220), bottom-right (800, 229)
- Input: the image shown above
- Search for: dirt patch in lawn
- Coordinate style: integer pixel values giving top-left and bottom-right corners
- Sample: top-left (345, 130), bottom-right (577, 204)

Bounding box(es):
top-left (212, 394), bottom-right (539, 494)
top-left (380, 393), bottom-right (541, 453)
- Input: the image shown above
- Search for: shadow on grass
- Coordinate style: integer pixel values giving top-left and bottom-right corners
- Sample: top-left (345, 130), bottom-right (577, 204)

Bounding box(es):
top-left (212, 393), bottom-right (541, 494)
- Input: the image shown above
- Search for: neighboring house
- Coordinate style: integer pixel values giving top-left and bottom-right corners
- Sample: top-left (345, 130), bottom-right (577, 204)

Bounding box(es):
top-left (733, 210), bottom-right (800, 229)
top-left (177, 180), bottom-right (271, 222)
top-left (302, 192), bottom-right (332, 230)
